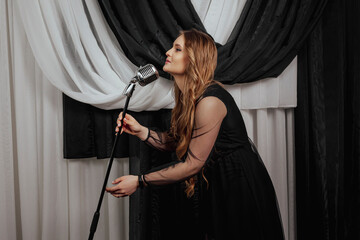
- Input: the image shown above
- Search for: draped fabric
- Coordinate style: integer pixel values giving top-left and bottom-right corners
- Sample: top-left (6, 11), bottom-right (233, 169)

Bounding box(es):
top-left (14, 0), bottom-right (174, 111)
top-left (99, 0), bottom-right (327, 83)
top-left (295, 0), bottom-right (360, 239)
top-left (0, 0), bottom-right (17, 237)
top-left (13, 0), bottom-right (297, 111)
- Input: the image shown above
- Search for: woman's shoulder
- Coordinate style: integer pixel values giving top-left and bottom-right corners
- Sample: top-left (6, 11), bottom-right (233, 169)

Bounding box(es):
top-left (203, 81), bottom-right (229, 99)
top-left (196, 92), bottom-right (227, 120)
top-left (196, 81), bottom-right (229, 109)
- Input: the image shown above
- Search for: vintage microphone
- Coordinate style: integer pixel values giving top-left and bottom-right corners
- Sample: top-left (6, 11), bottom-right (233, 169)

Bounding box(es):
top-left (88, 64), bottom-right (159, 240)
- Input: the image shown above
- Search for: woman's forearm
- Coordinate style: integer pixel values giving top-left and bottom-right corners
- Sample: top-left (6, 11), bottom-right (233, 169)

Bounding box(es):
top-left (137, 126), bottom-right (150, 141)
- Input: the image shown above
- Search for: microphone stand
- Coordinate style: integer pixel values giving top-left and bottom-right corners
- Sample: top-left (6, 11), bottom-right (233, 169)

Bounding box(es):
top-left (88, 81), bottom-right (137, 240)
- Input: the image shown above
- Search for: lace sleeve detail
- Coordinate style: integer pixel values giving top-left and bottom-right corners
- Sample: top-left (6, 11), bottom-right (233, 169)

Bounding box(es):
top-left (144, 130), bottom-right (177, 152)
top-left (143, 97), bottom-right (227, 186)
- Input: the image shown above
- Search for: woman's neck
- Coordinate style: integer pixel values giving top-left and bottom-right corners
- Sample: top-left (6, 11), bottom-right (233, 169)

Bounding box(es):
top-left (173, 75), bottom-right (186, 93)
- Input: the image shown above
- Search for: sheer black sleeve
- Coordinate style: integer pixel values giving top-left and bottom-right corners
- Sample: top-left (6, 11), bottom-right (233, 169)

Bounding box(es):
top-left (144, 130), bottom-right (177, 152)
top-left (143, 97), bottom-right (227, 185)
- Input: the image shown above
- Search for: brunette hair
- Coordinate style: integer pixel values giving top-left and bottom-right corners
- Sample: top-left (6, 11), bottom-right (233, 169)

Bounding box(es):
top-left (169, 29), bottom-right (218, 197)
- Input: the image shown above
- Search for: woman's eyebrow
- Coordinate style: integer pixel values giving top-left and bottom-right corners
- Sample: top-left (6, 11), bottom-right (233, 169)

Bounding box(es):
top-left (174, 43), bottom-right (182, 48)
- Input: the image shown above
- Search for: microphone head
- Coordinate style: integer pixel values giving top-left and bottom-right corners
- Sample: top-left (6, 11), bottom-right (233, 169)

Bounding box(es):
top-left (135, 64), bottom-right (159, 86)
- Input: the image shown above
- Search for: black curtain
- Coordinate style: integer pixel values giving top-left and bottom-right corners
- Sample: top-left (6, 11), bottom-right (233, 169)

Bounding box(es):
top-left (98, 0), bottom-right (326, 84)
top-left (295, 0), bottom-right (360, 239)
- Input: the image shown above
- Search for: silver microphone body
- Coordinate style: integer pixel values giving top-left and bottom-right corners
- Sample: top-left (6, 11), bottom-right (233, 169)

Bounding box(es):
top-left (133, 64), bottom-right (159, 86)
top-left (123, 64), bottom-right (159, 96)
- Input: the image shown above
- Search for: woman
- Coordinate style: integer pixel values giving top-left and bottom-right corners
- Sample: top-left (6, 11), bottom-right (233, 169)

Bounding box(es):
top-left (106, 29), bottom-right (284, 240)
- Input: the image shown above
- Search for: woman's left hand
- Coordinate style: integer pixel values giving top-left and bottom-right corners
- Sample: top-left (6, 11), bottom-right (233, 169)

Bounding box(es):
top-left (106, 175), bottom-right (139, 198)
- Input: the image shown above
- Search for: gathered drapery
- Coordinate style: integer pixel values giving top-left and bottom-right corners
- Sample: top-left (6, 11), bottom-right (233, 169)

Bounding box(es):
top-left (15, 0), bottom-right (299, 110)
top-left (99, 0), bottom-right (326, 83)
top-left (14, 0), bottom-right (173, 111)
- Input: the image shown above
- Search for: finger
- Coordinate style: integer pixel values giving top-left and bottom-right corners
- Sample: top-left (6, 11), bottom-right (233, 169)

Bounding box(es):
top-left (112, 191), bottom-right (126, 197)
top-left (111, 193), bottom-right (121, 198)
top-left (124, 115), bottom-right (136, 125)
top-left (118, 119), bottom-right (126, 131)
top-left (113, 190), bottom-right (125, 194)
top-left (106, 186), bottom-right (118, 192)
top-left (113, 193), bottom-right (127, 198)
top-left (112, 176), bottom-right (124, 184)
top-left (115, 126), bottom-right (125, 135)
top-left (121, 117), bottom-right (130, 127)
top-left (124, 113), bottom-right (134, 120)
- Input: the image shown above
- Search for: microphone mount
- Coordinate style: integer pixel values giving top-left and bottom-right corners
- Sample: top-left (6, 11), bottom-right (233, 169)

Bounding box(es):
top-left (88, 64), bottom-right (158, 240)
top-left (122, 80), bottom-right (137, 97)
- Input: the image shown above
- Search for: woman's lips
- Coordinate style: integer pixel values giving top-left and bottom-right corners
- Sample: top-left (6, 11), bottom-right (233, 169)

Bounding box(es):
top-left (165, 59), bottom-right (171, 64)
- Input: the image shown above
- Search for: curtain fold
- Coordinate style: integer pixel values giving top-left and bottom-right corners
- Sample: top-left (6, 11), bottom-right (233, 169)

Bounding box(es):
top-left (0, 0), bottom-right (18, 239)
top-left (295, 0), bottom-right (360, 239)
top-left (14, 0), bottom-right (175, 111)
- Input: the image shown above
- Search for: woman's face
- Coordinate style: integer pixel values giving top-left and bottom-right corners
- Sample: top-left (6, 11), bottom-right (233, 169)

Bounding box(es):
top-left (163, 34), bottom-right (189, 77)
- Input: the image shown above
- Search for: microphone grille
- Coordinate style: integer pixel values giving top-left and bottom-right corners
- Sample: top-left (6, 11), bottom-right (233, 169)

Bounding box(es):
top-left (137, 64), bottom-right (159, 86)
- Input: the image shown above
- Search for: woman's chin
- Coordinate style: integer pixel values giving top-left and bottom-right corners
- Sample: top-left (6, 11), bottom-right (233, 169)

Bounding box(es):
top-left (162, 65), bottom-right (170, 73)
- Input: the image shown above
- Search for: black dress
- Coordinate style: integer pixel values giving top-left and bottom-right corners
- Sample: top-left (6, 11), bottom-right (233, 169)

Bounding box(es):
top-left (143, 83), bottom-right (285, 240)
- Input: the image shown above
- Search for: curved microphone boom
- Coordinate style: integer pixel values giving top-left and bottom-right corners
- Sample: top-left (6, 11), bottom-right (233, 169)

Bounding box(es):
top-left (89, 64), bottom-right (159, 240)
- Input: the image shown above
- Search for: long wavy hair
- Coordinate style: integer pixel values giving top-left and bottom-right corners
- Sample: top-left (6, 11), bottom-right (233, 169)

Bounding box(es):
top-left (169, 29), bottom-right (218, 197)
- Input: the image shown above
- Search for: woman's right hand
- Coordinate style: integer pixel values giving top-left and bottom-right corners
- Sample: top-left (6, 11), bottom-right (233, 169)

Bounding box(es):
top-left (115, 112), bottom-right (149, 140)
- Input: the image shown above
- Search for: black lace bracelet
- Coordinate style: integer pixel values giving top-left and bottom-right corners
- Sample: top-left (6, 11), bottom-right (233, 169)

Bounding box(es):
top-left (138, 175), bottom-right (144, 189)
top-left (143, 175), bottom-right (150, 186)
top-left (142, 128), bottom-right (150, 142)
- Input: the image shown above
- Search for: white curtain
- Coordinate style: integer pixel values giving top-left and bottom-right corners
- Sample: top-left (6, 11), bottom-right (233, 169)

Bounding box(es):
top-left (0, 0), bottom-right (295, 239)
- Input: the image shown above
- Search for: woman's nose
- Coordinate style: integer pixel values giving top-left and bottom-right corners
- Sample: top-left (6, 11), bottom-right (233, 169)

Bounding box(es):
top-left (166, 49), bottom-right (171, 57)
